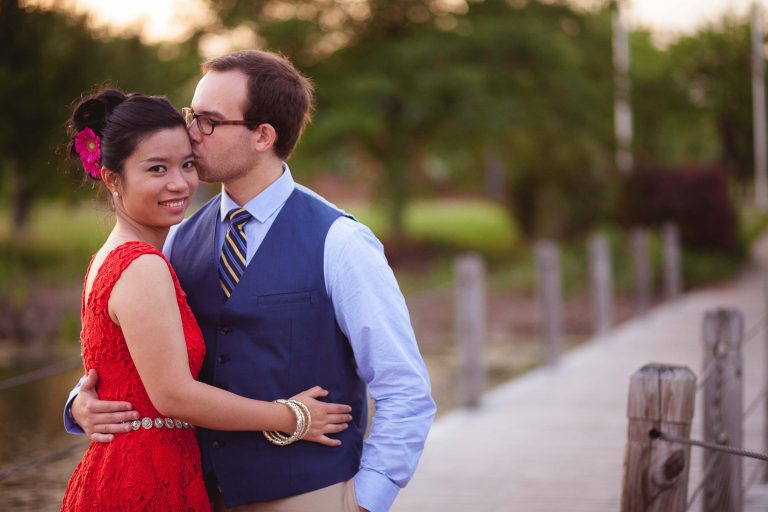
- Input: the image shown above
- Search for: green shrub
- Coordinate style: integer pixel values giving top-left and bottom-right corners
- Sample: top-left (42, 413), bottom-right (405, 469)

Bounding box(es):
top-left (740, 207), bottom-right (768, 249)
top-left (682, 249), bottom-right (741, 288)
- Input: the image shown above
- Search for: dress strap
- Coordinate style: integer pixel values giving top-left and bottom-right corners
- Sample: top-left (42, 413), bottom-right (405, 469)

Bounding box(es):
top-left (81, 254), bottom-right (97, 320)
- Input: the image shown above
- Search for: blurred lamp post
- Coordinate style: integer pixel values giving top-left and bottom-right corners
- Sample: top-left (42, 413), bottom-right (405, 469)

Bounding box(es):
top-left (612, 0), bottom-right (633, 174)
top-left (753, 1), bottom-right (768, 211)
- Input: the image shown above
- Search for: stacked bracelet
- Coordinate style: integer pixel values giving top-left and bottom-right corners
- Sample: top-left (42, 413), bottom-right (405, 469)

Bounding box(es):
top-left (263, 399), bottom-right (313, 446)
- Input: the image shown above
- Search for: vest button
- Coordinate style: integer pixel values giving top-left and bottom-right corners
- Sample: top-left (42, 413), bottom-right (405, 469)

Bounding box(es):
top-left (212, 441), bottom-right (221, 449)
top-left (218, 326), bottom-right (231, 334)
top-left (217, 355), bottom-right (228, 364)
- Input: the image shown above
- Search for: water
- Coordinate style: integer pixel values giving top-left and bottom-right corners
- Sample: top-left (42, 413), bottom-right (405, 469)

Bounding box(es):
top-left (0, 352), bottom-right (89, 511)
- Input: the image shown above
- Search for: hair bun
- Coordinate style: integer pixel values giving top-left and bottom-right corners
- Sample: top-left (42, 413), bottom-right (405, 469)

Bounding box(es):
top-left (69, 88), bottom-right (127, 164)
top-left (71, 89), bottom-right (127, 135)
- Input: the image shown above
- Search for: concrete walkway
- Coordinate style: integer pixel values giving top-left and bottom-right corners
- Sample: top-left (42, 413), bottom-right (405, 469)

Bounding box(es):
top-left (394, 263), bottom-right (768, 511)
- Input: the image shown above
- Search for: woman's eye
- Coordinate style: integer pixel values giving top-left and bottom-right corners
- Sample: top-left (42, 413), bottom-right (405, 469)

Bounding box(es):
top-left (182, 160), bottom-right (196, 170)
top-left (148, 165), bottom-right (167, 173)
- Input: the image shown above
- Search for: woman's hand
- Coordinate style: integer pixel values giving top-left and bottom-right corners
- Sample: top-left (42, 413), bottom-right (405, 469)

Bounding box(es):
top-left (290, 386), bottom-right (352, 446)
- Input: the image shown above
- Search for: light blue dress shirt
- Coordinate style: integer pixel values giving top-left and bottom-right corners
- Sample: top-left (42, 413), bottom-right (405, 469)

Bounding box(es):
top-left (65, 166), bottom-right (436, 512)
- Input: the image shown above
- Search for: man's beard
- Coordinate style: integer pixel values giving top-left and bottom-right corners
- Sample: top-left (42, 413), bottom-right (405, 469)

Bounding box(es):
top-left (195, 160), bottom-right (219, 183)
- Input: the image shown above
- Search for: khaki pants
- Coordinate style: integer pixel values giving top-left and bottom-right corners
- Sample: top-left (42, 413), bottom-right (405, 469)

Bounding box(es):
top-left (213, 480), bottom-right (358, 512)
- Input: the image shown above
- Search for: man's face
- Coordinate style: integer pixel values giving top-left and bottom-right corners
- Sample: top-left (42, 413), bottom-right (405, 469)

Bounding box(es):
top-left (188, 70), bottom-right (255, 184)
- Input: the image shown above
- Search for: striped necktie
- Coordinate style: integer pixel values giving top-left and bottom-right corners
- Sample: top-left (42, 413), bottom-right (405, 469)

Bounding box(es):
top-left (219, 208), bottom-right (252, 299)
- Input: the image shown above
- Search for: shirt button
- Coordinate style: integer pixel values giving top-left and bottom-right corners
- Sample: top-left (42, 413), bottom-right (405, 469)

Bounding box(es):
top-left (212, 441), bottom-right (221, 449)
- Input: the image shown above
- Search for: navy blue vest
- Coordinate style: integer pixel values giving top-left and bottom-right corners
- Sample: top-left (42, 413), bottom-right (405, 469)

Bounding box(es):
top-left (170, 189), bottom-right (367, 506)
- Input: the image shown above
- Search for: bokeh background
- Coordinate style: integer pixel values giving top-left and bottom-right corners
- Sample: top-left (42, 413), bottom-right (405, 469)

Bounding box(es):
top-left (2, 0), bottom-right (768, 509)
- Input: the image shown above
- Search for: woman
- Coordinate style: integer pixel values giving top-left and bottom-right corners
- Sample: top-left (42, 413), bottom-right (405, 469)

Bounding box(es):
top-left (60, 89), bottom-right (351, 511)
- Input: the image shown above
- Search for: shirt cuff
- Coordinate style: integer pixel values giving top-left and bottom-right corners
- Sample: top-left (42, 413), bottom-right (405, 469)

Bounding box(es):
top-left (63, 392), bottom-right (85, 435)
top-left (354, 467), bottom-right (401, 512)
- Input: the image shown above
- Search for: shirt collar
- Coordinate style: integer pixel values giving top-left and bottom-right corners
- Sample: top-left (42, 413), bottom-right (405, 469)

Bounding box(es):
top-left (219, 164), bottom-right (295, 224)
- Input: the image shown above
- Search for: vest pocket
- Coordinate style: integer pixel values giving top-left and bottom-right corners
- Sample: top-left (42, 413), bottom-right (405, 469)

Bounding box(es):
top-left (257, 291), bottom-right (312, 307)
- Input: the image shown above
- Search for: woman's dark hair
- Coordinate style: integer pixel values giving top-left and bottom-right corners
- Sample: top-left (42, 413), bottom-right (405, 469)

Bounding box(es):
top-left (68, 88), bottom-right (185, 177)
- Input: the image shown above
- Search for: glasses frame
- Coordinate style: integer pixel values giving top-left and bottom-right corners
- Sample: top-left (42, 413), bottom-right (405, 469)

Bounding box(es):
top-left (182, 107), bottom-right (260, 135)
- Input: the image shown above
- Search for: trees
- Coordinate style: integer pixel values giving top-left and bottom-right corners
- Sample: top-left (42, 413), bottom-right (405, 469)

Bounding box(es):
top-left (308, 2), bottom-right (470, 236)
top-left (0, 1), bottom-right (200, 235)
top-left (198, 0), bottom-right (619, 238)
top-left (4, 0), bottom-right (758, 240)
top-left (667, 20), bottom-right (754, 185)
top-left (305, 0), bottom-right (617, 238)
top-left (630, 21), bottom-right (753, 182)
top-left (460, 0), bottom-right (615, 238)
top-left (0, 1), bottom-right (97, 235)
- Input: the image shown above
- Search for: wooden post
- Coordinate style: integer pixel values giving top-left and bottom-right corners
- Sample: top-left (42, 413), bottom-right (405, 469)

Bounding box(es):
top-left (455, 253), bottom-right (486, 408)
top-left (632, 227), bottom-right (652, 314)
top-left (662, 223), bottom-right (682, 300)
top-left (702, 309), bottom-right (744, 512)
top-left (621, 364), bottom-right (696, 511)
top-left (589, 233), bottom-right (614, 335)
top-left (536, 240), bottom-right (562, 366)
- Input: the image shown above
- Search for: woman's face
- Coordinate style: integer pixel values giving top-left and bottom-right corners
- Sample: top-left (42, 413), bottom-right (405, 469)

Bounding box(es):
top-left (112, 127), bottom-right (198, 229)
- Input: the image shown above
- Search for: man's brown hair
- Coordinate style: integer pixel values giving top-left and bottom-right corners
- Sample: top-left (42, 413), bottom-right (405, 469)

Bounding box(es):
top-left (203, 50), bottom-right (314, 160)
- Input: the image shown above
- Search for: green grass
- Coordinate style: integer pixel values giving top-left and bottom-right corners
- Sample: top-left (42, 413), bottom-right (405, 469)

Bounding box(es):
top-left (0, 202), bottom-right (110, 293)
top-left (339, 198), bottom-right (521, 257)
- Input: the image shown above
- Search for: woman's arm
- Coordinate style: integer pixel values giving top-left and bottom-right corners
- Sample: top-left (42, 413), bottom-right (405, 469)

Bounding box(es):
top-left (108, 254), bottom-right (349, 445)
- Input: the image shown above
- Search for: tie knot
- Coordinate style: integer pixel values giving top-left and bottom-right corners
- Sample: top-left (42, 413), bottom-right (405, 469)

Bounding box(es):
top-left (227, 208), bottom-right (252, 226)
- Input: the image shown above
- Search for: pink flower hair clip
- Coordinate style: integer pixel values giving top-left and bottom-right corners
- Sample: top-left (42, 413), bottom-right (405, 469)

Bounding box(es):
top-left (74, 128), bottom-right (102, 180)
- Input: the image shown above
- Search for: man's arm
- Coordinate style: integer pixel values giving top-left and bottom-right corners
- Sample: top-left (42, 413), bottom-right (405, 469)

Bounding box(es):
top-left (325, 218), bottom-right (436, 512)
top-left (64, 375), bottom-right (86, 435)
top-left (65, 369), bottom-right (138, 442)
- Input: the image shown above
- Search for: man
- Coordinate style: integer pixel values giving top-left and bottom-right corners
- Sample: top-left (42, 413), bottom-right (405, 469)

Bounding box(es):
top-left (64, 50), bottom-right (435, 512)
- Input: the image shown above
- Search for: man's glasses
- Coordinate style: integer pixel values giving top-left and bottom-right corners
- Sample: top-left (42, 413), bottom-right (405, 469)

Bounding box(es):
top-left (182, 107), bottom-right (260, 135)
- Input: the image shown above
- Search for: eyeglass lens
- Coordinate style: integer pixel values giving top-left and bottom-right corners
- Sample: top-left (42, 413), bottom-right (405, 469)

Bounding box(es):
top-left (182, 109), bottom-right (214, 135)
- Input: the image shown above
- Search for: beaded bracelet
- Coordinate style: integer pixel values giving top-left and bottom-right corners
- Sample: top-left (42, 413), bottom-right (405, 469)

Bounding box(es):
top-left (290, 400), bottom-right (312, 438)
top-left (263, 401), bottom-right (303, 446)
top-left (263, 399), bottom-right (312, 446)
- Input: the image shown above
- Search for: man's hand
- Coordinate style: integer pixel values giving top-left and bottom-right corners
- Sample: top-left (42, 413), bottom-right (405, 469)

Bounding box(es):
top-left (71, 369), bottom-right (139, 442)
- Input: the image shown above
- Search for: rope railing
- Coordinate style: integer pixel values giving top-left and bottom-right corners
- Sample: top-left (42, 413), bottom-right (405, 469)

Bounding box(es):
top-left (695, 310), bottom-right (763, 394)
top-left (696, 359), bottom-right (718, 392)
top-left (652, 430), bottom-right (768, 463)
top-left (0, 354), bottom-right (81, 391)
top-left (659, 425), bottom-right (768, 512)
top-left (742, 383), bottom-right (768, 421)
top-left (686, 451), bottom-right (721, 511)
top-left (622, 305), bottom-right (768, 511)
top-left (740, 312), bottom-right (767, 348)
top-left (743, 459), bottom-right (765, 496)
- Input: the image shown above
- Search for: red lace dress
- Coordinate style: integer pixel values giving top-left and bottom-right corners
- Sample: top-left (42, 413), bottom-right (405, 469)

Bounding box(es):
top-left (61, 241), bottom-right (210, 512)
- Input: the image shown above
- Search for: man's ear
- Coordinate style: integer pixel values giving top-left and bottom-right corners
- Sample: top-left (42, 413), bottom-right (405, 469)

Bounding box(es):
top-left (250, 123), bottom-right (278, 154)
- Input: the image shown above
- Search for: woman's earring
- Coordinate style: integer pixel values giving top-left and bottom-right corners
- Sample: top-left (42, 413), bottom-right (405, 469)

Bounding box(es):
top-left (112, 191), bottom-right (119, 198)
